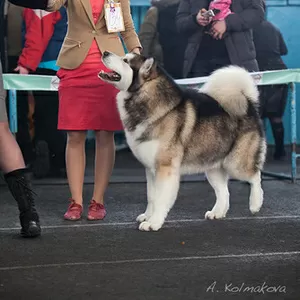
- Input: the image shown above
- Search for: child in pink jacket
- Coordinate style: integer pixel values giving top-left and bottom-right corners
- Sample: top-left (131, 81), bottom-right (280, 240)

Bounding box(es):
top-left (209, 0), bottom-right (232, 20)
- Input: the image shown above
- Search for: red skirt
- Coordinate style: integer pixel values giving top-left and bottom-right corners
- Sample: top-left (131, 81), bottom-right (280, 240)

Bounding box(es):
top-left (56, 61), bottom-right (123, 131)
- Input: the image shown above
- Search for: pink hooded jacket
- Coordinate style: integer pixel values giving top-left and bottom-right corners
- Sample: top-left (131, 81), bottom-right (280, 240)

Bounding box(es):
top-left (209, 0), bottom-right (232, 20)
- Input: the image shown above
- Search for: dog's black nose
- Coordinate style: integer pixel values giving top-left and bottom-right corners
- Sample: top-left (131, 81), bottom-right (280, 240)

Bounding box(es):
top-left (103, 51), bottom-right (109, 58)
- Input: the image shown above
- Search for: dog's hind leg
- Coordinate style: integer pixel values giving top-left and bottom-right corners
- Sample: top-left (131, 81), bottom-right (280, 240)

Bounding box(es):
top-left (139, 165), bottom-right (180, 232)
top-left (227, 168), bottom-right (263, 214)
top-left (224, 165), bottom-right (264, 215)
top-left (247, 171), bottom-right (263, 214)
top-left (136, 168), bottom-right (155, 223)
top-left (205, 168), bottom-right (230, 220)
top-left (223, 134), bottom-right (265, 215)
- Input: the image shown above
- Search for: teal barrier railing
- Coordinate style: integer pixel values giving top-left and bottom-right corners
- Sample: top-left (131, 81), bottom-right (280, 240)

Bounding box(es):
top-left (3, 69), bottom-right (300, 182)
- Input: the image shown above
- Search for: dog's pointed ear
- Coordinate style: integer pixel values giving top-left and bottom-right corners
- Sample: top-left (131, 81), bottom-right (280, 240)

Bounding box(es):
top-left (140, 57), bottom-right (156, 78)
top-left (143, 58), bottom-right (155, 72)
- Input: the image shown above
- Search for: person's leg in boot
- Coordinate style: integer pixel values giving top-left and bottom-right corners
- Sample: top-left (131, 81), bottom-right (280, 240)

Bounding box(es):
top-left (0, 122), bottom-right (41, 237)
top-left (87, 130), bottom-right (115, 220)
top-left (270, 117), bottom-right (286, 160)
top-left (0, 62), bottom-right (40, 237)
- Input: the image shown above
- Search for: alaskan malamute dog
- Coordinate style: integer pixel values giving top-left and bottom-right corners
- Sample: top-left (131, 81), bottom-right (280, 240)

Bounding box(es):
top-left (99, 51), bottom-right (266, 232)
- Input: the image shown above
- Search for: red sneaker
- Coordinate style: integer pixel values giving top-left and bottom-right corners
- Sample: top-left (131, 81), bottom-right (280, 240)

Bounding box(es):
top-left (64, 199), bottom-right (83, 221)
top-left (87, 200), bottom-right (106, 221)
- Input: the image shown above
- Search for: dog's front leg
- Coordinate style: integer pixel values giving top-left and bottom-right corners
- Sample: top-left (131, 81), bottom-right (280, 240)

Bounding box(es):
top-left (139, 165), bottom-right (180, 232)
top-left (136, 168), bottom-right (155, 223)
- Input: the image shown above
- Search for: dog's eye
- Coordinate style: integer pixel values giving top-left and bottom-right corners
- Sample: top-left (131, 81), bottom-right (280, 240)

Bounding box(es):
top-left (123, 58), bottom-right (128, 63)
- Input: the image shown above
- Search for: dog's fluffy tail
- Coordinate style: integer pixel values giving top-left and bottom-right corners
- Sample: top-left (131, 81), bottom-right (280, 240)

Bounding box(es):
top-left (200, 65), bottom-right (259, 117)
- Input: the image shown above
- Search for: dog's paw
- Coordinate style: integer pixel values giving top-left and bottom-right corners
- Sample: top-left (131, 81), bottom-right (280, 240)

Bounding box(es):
top-left (249, 202), bottom-right (262, 214)
top-left (136, 213), bottom-right (149, 223)
top-left (249, 188), bottom-right (263, 214)
top-left (205, 209), bottom-right (227, 220)
top-left (138, 221), bottom-right (162, 232)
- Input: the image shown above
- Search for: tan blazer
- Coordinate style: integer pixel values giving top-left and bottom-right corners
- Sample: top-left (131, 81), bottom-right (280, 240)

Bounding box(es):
top-left (47, 0), bottom-right (141, 69)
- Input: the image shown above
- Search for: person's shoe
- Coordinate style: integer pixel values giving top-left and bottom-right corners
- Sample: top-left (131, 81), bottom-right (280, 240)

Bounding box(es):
top-left (32, 140), bottom-right (50, 179)
top-left (4, 168), bottom-right (41, 238)
top-left (20, 218), bottom-right (41, 237)
top-left (64, 199), bottom-right (83, 221)
top-left (87, 200), bottom-right (106, 221)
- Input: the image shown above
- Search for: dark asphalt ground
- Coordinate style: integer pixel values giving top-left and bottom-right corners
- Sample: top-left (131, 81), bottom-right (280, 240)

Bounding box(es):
top-left (0, 148), bottom-right (300, 300)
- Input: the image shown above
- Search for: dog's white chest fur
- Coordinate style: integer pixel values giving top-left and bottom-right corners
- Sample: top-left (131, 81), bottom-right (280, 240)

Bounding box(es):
top-left (117, 91), bottom-right (159, 170)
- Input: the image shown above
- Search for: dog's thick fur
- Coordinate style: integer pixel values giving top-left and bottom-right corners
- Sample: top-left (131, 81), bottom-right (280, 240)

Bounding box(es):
top-left (99, 52), bottom-right (267, 232)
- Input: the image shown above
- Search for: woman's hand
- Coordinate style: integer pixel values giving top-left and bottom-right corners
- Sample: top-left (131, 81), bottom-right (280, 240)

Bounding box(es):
top-left (14, 65), bottom-right (29, 74)
top-left (196, 9), bottom-right (212, 27)
top-left (131, 47), bottom-right (141, 55)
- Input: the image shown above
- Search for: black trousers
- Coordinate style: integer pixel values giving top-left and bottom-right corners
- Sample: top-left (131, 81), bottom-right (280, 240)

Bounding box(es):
top-left (257, 58), bottom-right (288, 119)
top-left (258, 84), bottom-right (288, 119)
top-left (257, 57), bottom-right (288, 157)
top-left (8, 56), bottom-right (66, 168)
top-left (188, 57), bottom-right (231, 78)
top-left (33, 68), bottom-right (66, 168)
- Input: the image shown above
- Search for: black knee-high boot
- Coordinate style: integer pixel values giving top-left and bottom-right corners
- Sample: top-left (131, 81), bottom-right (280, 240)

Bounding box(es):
top-left (4, 168), bottom-right (41, 237)
top-left (270, 121), bottom-right (286, 160)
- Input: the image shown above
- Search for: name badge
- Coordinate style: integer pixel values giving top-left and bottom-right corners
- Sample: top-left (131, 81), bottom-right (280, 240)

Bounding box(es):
top-left (104, 0), bottom-right (125, 33)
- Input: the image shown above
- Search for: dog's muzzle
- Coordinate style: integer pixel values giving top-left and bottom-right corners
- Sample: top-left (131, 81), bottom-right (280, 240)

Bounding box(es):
top-left (99, 51), bottom-right (121, 82)
top-left (98, 70), bottom-right (121, 82)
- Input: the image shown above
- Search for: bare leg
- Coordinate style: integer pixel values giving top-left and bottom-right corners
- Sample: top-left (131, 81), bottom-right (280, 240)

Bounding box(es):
top-left (205, 168), bottom-right (230, 220)
top-left (0, 122), bottom-right (25, 173)
top-left (65, 131), bottom-right (87, 205)
top-left (92, 130), bottom-right (115, 204)
top-left (136, 168), bottom-right (155, 222)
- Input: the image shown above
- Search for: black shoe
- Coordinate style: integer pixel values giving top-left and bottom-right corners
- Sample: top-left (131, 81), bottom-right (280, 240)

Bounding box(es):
top-left (4, 168), bottom-right (41, 238)
top-left (20, 218), bottom-right (41, 238)
top-left (32, 140), bottom-right (50, 179)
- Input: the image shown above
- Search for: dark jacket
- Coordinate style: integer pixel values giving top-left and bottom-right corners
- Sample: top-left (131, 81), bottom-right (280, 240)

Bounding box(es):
top-left (41, 8), bottom-right (67, 63)
top-left (156, 0), bottom-right (187, 78)
top-left (253, 20), bottom-right (287, 71)
top-left (8, 0), bottom-right (47, 9)
top-left (139, 0), bottom-right (187, 79)
top-left (253, 19), bottom-right (288, 118)
top-left (176, 0), bottom-right (265, 77)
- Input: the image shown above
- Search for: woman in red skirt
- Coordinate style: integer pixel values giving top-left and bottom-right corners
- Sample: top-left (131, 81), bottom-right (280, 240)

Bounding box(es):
top-left (47, 0), bottom-right (141, 220)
